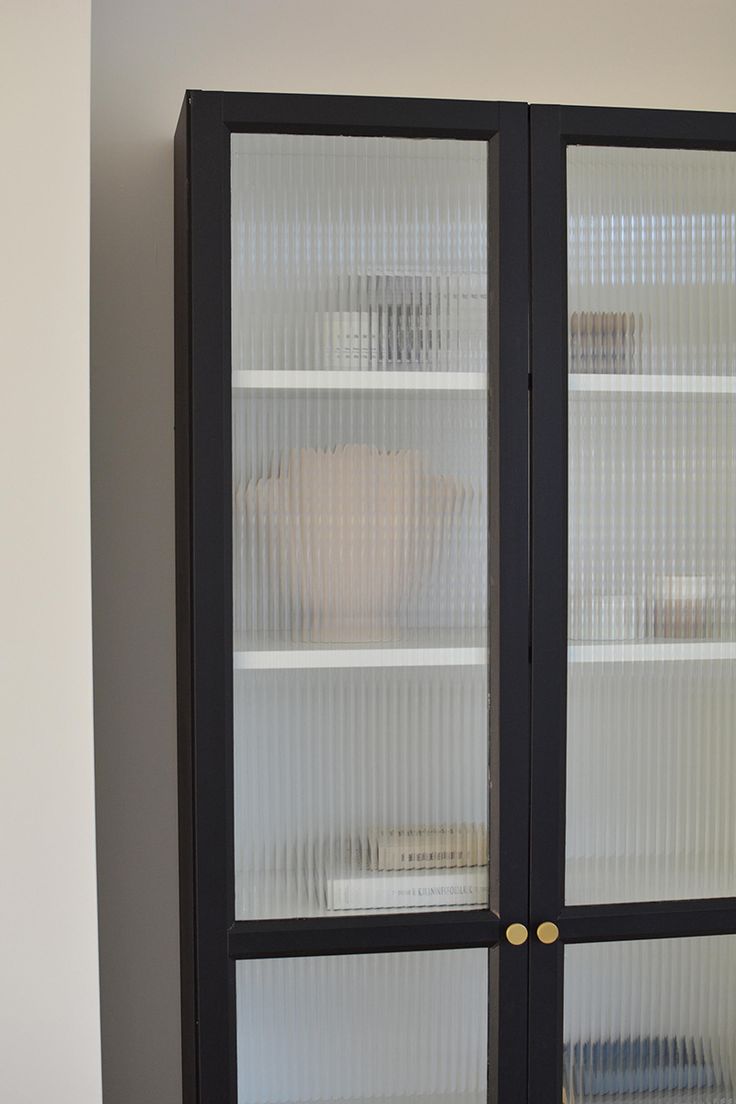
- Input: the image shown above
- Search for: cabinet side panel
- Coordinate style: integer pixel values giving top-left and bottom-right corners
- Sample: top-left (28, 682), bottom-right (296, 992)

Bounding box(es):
top-left (188, 90), bottom-right (233, 1103)
top-left (174, 94), bottom-right (197, 1104)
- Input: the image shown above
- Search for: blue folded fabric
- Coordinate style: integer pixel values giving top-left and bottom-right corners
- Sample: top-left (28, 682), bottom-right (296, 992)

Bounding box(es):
top-left (564, 1037), bottom-right (719, 1094)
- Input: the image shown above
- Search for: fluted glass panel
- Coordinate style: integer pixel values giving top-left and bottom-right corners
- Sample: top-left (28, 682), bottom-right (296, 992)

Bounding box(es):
top-left (237, 949), bottom-right (489, 1104)
top-left (566, 146), bottom-right (736, 903)
top-left (566, 659), bottom-right (736, 903)
top-left (564, 937), bottom-right (736, 1104)
top-left (231, 134), bottom-right (489, 919)
top-left (568, 147), bottom-right (736, 378)
top-left (235, 665), bottom-right (488, 918)
top-left (233, 393), bottom-right (486, 647)
top-left (232, 134), bottom-right (487, 378)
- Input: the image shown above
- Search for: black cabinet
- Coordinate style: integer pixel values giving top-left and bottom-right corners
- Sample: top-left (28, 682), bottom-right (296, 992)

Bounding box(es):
top-left (175, 93), bottom-right (736, 1104)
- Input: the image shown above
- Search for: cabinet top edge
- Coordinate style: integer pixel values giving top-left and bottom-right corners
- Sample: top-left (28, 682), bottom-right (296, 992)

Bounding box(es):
top-left (179, 91), bottom-right (530, 139)
top-left (182, 89), bottom-right (527, 108)
top-left (181, 92), bottom-right (734, 118)
top-left (531, 102), bottom-right (736, 145)
top-left (179, 93), bottom-right (735, 145)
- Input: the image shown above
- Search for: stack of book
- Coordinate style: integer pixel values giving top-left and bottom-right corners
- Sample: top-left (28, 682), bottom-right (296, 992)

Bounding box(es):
top-left (319, 272), bottom-right (487, 371)
top-left (569, 311), bottom-right (643, 373)
top-left (326, 823), bottom-right (489, 911)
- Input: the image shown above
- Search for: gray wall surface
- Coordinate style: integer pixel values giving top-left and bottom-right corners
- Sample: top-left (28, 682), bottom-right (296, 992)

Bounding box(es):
top-left (90, 2), bottom-right (736, 1100)
top-left (2, 1), bottom-right (101, 1099)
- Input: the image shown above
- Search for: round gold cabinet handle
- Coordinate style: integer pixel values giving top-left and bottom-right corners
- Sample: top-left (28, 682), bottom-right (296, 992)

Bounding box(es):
top-left (537, 921), bottom-right (560, 945)
top-left (506, 923), bottom-right (529, 946)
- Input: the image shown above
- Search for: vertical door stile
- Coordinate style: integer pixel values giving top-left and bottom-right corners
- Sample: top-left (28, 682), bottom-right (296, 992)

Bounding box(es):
top-left (531, 102), bottom-right (736, 1104)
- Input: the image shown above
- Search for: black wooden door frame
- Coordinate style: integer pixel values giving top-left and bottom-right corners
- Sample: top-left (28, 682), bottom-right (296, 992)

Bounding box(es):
top-left (529, 103), bottom-right (736, 1104)
top-left (175, 90), bottom-right (531, 1104)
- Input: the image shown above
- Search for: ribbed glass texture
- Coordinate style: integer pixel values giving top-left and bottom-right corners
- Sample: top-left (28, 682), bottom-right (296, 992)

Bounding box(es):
top-left (232, 134), bottom-right (487, 378)
top-left (564, 937), bottom-right (736, 1104)
top-left (231, 134), bottom-right (488, 648)
top-left (234, 665), bottom-right (488, 918)
top-left (567, 146), bottom-right (736, 378)
top-left (233, 393), bottom-right (487, 647)
top-left (231, 134), bottom-right (489, 918)
top-left (566, 146), bottom-right (736, 904)
top-left (236, 949), bottom-right (489, 1104)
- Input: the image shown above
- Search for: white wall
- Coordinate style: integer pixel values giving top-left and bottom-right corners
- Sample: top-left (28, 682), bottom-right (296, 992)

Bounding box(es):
top-left (1, 2), bottom-right (101, 1102)
top-left (90, 2), bottom-right (736, 1101)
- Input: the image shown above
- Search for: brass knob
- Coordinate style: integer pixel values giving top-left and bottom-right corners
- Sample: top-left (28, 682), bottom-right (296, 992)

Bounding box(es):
top-left (506, 922), bottom-right (529, 946)
top-left (537, 921), bottom-right (560, 944)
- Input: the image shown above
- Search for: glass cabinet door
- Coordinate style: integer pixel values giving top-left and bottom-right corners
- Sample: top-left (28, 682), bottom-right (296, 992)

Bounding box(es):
top-left (179, 93), bottom-right (529, 1104)
top-left (565, 145), bottom-right (736, 904)
top-left (230, 133), bottom-right (490, 919)
top-left (530, 106), bottom-right (736, 1104)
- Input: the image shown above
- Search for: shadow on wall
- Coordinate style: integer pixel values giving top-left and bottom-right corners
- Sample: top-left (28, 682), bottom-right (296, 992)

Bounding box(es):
top-left (90, 117), bottom-right (181, 1103)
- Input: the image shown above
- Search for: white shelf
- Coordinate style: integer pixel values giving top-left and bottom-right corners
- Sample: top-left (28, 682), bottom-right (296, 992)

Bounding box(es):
top-left (235, 645), bottom-right (487, 671)
top-left (235, 639), bottom-right (736, 668)
top-left (569, 642), bottom-right (736, 663)
top-left (232, 369), bottom-right (486, 392)
top-left (569, 373), bottom-right (736, 395)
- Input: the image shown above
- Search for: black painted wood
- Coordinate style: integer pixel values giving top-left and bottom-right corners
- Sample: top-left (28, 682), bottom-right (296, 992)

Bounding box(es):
top-left (492, 101), bottom-right (532, 1104)
top-left (228, 912), bottom-right (500, 959)
top-left (219, 89), bottom-right (502, 137)
top-left (177, 89), bottom-right (233, 1104)
top-left (176, 90), bottom-right (531, 1104)
top-left (529, 102), bottom-right (736, 1104)
top-left (174, 91), bottom-right (197, 1104)
top-left (528, 102), bottom-right (567, 1104)
top-left (560, 898), bottom-right (736, 943)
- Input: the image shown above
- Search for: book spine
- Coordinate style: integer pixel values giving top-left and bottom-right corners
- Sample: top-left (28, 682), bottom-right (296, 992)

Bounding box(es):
top-left (373, 844), bottom-right (482, 870)
top-left (367, 827), bottom-right (488, 872)
top-left (328, 870), bottom-right (487, 912)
